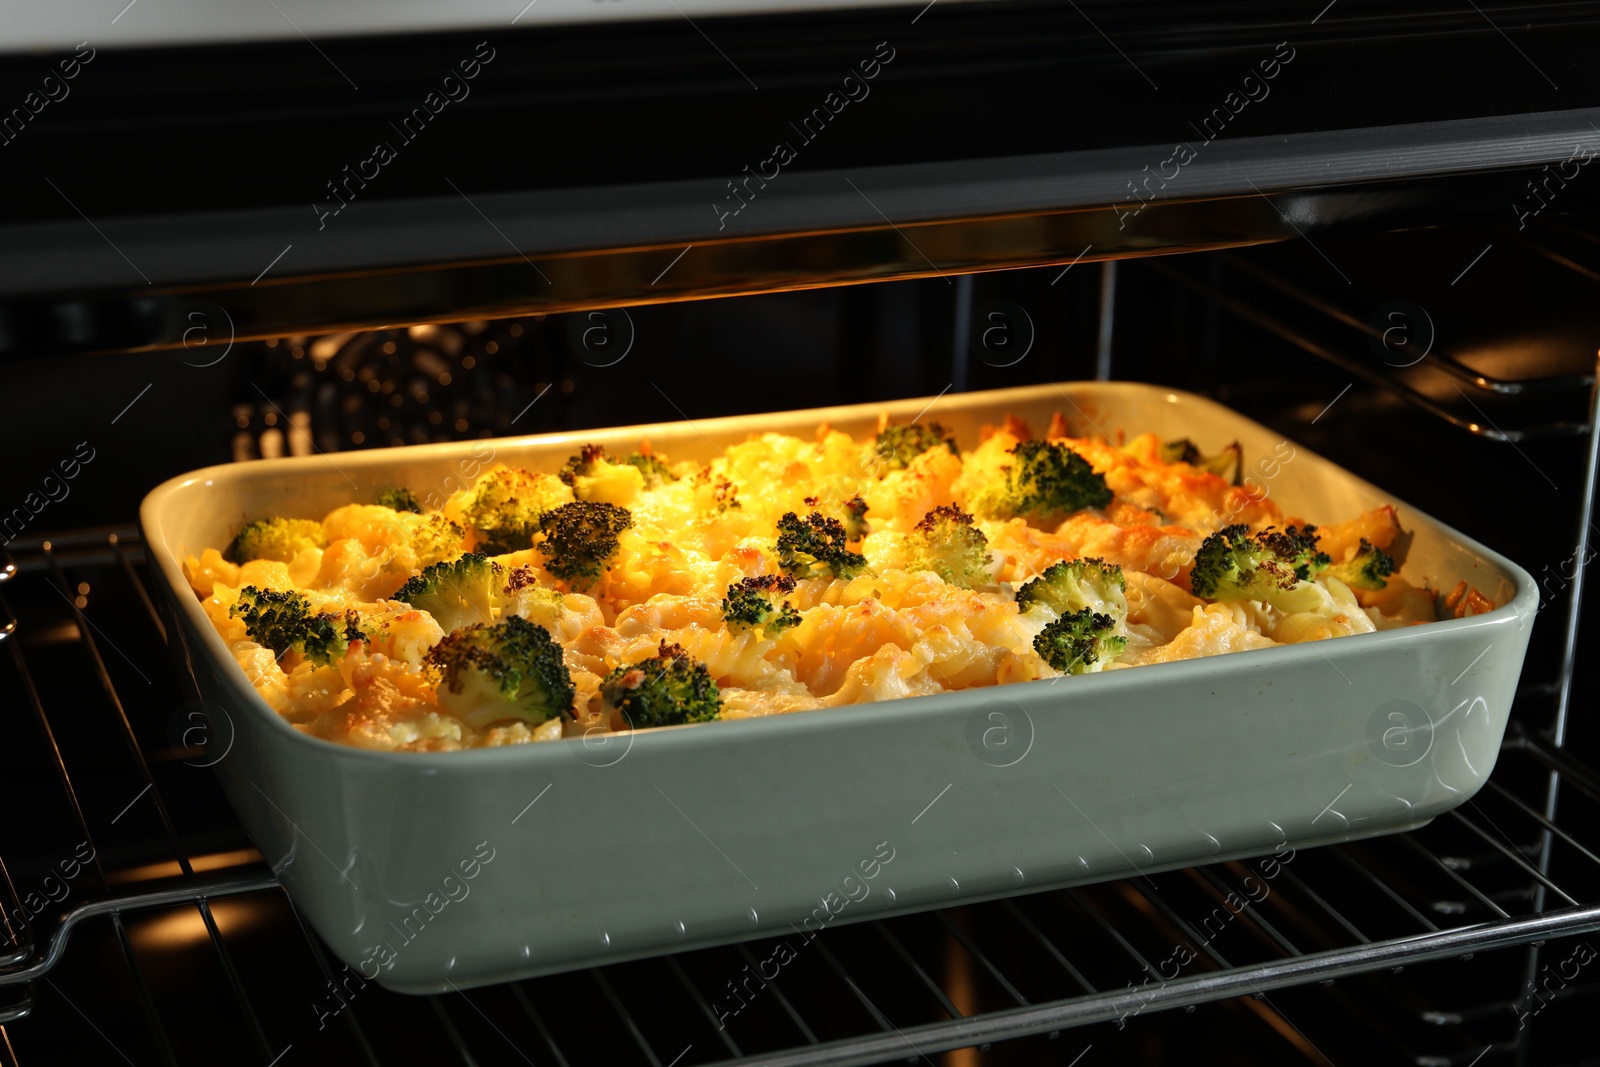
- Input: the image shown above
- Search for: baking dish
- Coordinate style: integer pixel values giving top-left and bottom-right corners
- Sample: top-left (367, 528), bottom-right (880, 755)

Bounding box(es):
top-left (139, 382), bottom-right (1536, 993)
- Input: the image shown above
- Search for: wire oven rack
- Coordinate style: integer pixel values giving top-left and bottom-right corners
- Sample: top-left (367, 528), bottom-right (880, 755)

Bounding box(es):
top-left (0, 520), bottom-right (1598, 1067)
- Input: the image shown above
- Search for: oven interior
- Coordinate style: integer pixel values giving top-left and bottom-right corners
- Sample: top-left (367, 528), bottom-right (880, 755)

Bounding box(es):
top-left (3, 3), bottom-right (1600, 1064)
top-left (1, 217), bottom-right (1596, 1066)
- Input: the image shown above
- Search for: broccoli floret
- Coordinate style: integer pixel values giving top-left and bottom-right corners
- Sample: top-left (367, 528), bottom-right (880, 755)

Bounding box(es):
top-left (842, 496), bottom-right (870, 542)
top-left (224, 518), bottom-right (326, 564)
top-left (394, 552), bottom-right (505, 633)
top-left (1016, 557), bottom-right (1127, 620)
top-left (424, 614), bottom-right (575, 729)
top-left (538, 501), bottom-right (633, 587)
top-left (906, 505), bottom-right (992, 589)
top-left (775, 511), bottom-right (868, 581)
top-left (559, 443), bottom-right (651, 504)
top-left (376, 487), bottom-right (424, 513)
top-left (601, 640), bottom-right (721, 728)
top-left (559, 443), bottom-right (611, 487)
top-left (405, 512), bottom-right (467, 568)
top-left (873, 422), bottom-right (959, 471)
top-left (1157, 439), bottom-right (1243, 484)
top-left (722, 575), bottom-right (802, 634)
top-left (1033, 608), bottom-right (1126, 675)
top-left (501, 566), bottom-right (568, 632)
top-left (625, 452), bottom-right (676, 488)
top-left (459, 467), bottom-right (573, 555)
top-left (978, 440), bottom-right (1113, 522)
top-left (229, 586), bottom-right (364, 666)
top-left (1190, 524), bottom-right (1333, 614)
top-left (1323, 538), bottom-right (1395, 591)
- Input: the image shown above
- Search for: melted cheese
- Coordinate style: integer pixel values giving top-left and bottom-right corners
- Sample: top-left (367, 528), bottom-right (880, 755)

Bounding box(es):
top-left (185, 417), bottom-right (1431, 751)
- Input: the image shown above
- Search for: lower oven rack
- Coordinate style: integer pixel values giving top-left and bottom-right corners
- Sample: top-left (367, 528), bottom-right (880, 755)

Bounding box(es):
top-left (1, 528), bottom-right (1598, 1066)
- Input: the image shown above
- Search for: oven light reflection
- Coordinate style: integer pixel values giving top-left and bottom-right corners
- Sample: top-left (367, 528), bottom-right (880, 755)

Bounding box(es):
top-left (106, 847), bottom-right (264, 886)
top-left (128, 896), bottom-right (276, 951)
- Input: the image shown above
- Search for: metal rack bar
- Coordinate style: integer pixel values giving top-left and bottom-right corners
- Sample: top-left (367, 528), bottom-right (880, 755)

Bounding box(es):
top-left (871, 923), bottom-right (964, 1022)
top-left (1394, 836), bottom-right (1511, 920)
top-left (43, 553), bottom-right (278, 1064)
top-left (6, 634), bottom-right (180, 1064)
top-left (1444, 810), bottom-right (1579, 908)
top-left (1264, 867), bottom-right (1372, 946)
top-left (1220, 253), bottom-right (1593, 396)
top-left (1484, 780), bottom-right (1600, 871)
top-left (726, 945), bottom-right (808, 1049)
top-left (1190, 867), bottom-right (1305, 960)
top-left (997, 901), bottom-right (1095, 996)
top-left (730, 905), bottom-right (1600, 1067)
top-left (284, 892), bottom-right (383, 1067)
top-left (1128, 880), bottom-right (1235, 970)
top-left (806, 938), bottom-right (893, 1034)
top-left (932, 913), bottom-right (1029, 1008)
top-left (1145, 259), bottom-right (1593, 441)
top-left (1064, 889), bottom-right (1160, 976)
top-left (510, 983), bottom-right (574, 1067)
top-left (429, 997), bottom-right (478, 1067)
top-left (1328, 848), bottom-right (1442, 933)
top-left (589, 968), bottom-right (666, 1067)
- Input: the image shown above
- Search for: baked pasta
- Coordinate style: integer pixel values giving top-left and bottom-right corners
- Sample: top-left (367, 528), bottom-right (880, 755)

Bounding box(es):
top-left (182, 413), bottom-right (1479, 752)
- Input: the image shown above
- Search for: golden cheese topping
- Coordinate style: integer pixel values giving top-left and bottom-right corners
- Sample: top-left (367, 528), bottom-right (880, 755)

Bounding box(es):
top-left (183, 416), bottom-right (1450, 752)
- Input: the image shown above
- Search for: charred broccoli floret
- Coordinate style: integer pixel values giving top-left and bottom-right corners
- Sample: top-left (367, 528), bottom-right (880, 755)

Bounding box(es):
top-left (559, 443), bottom-right (611, 487)
top-left (424, 614), bottom-right (575, 729)
top-left (229, 586), bottom-right (364, 666)
top-left (722, 575), bottom-right (802, 634)
top-left (1016, 558), bottom-right (1127, 620)
top-left (538, 501), bottom-right (633, 587)
top-left (458, 467), bottom-right (573, 555)
top-left (1033, 608), bottom-right (1126, 675)
top-left (601, 640), bottom-right (721, 728)
top-left (394, 552), bottom-right (505, 633)
top-left (1190, 524), bottom-right (1333, 614)
top-left (376, 487), bottom-right (424, 514)
top-left (842, 496), bottom-right (870, 542)
top-left (978, 440), bottom-right (1113, 522)
top-left (873, 422), bottom-right (959, 471)
top-left (1157, 439), bottom-right (1243, 484)
top-left (559, 444), bottom-right (649, 504)
top-left (1323, 538), bottom-right (1395, 591)
top-left (625, 452), bottom-right (676, 488)
top-left (906, 505), bottom-right (992, 589)
top-left (775, 511), bottom-right (868, 581)
top-left (224, 518), bottom-right (326, 564)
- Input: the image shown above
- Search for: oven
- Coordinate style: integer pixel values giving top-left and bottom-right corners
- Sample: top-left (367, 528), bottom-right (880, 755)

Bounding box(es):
top-left (2, 1), bottom-right (1599, 1063)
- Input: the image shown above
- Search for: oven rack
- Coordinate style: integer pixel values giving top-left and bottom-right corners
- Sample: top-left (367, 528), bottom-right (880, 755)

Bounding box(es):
top-left (1, 529), bottom-right (1598, 1066)
top-left (1146, 246), bottom-right (1599, 444)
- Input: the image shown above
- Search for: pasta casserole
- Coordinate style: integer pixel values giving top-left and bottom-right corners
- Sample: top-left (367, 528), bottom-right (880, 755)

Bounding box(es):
top-left (181, 412), bottom-right (1484, 752)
